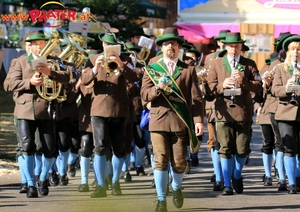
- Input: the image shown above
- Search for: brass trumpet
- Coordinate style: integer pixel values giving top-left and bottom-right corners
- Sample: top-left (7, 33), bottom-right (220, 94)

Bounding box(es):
top-left (104, 57), bottom-right (120, 75)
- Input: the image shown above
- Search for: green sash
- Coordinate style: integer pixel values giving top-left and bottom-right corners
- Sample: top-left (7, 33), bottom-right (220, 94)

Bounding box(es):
top-left (223, 56), bottom-right (244, 74)
top-left (143, 61), bottom-right (200, 153)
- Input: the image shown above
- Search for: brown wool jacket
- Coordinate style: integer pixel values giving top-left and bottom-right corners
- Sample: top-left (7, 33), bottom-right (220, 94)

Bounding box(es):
top-left (9, 55), bottom-right (70, 120)
top-left (141, 59), bottom-right (204, 132)
top-left (81, 54), bottom-right (138, 118)
top-left (207, 54), bottom-right (262, 122)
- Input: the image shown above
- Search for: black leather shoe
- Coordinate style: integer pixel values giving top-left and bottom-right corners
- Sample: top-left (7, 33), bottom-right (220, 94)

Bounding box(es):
top-left (38, 180), bottom-right (49, 196)
top-left (20, 183), bottom-right (28, 193)
top-left (222, 186), bottom-right (233, 195)
top-left (49, 172), bottom-right (59, 186)
top-left (67, 163), bottom-right (76, 177)
top-left (278, 180), bottom-right (288, 191)
top-left (136, 166), bottom-right (146, 176)
top-left (59, 174), bottom-right (69, 186)
top-left (210, 174), bottom-right (216, 182)
top-left (288, 185), bottom-right (297, 194)
top-left (232, 177), bottom-right (243, 194)
top-left (263, 177), bottom-right (272, 186)
top-left (155, 200), bottom-right (167, 212)
top-left (172, 189), bottom-right (184, 208)
top-left (111, 182), bottom-right (122, 195)
top-left (296, 177), bottom-right (300, 192)
top-left (91, 180), bottom-right (98, 188)
top-left (105, 174), bottom-right (112, 190)
top-left (35, 175), bottom-right (39, 188)
top-left (78, 184), bottom-right (89, 192)
top-left (213, 181), bottom-right (224, 191)
top-left (90, 186), bottom-right (107, 198)
top-left (124, 171), bottom-right (132, 182)
top-left (27, 186), bottom-right (38, 198)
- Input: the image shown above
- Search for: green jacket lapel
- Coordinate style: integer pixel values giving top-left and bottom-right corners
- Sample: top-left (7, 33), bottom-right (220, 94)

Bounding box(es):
top-left (27, 53), bottom-right (34, 63)
top-left (222, 55), bottom-right (231, 74)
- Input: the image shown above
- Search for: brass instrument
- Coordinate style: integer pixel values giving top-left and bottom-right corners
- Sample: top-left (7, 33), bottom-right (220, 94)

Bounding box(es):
top-left (137, 35), bottom-right (154, 61)
top-left (58, 32), bottom-right (93, 102)
top-left (35, 29), bottom-right (69, 101)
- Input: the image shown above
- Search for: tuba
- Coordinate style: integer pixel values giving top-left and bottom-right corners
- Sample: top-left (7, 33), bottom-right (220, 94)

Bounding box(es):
top-left (35, 29), bottom-right (69, 101)
top-left (56, 32), bottom-right (92, 102)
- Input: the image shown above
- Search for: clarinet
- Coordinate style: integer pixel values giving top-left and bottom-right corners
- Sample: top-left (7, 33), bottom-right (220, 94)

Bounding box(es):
top-left (290, 55), bottom-right (298, 105)
top-left (229, 55), bottom-right (237, 108)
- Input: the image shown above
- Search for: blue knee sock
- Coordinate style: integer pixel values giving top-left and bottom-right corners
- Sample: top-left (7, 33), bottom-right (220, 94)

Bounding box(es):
top-left (220, 157), bottom-right (233, 187)
top-left (40, 155), bottom-right (55, 181)
top-left (112, 155), bottom-right (124, 184)
top-left (233, 155), bottom-right (247, 179)
top-left (284, 155), bottom-right (296, 185)
top-left (154, 169), bottom-right (168, 201)
top-left (276, 151), bottom-right (286, 181)
top-left (34, 153), bottom-right (42, 176)
top-left (18, 155), bottom-right (27, 184)
top-left (68, 152), bottom-right (78, 165)
top-left (80, 156), bottom-right (90, 184)
top-left (93, 155), bottom-right (106, 187)
top-left (122, 155), bottom-right (130, 171)
top-left (135, 146), bottom-right (145, 167)
top-left (58, 150), bottom-right (70, 176)
top-left (23, 155), bottom-right (35, 186)
top-left (106, 160), bottom-right (112, 176)
top-left (186, 146), bottom-right (191, 161)
top-left (151, 154), bottom-right (155, 169)
top-left (263, 153), bottom-right (273, 178)
top-left (296, 155), bottom-right (300, 177)
top-left (211, 149), bottom-right (223, 182)
top-left (171, 171), bottom-right (185, 191)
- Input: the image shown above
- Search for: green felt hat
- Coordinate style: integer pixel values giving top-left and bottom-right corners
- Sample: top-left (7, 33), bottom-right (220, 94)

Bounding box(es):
top-left (130, 27), bottom-right (149, 38)
top-left (155, 27), bottom-right (185, 46)
top-left (242, 44), bottom-right (250, 52)
top-left (274, 32), bottom-right (291, 46)
top-left (276, 33), bottom-right (294, 52)
top-left (214, 30), bottom-right (231, 40)
top-left (282, 35), bottom-right (300, 52)
top-left (221, 32), bottom-right (245, 44)
top-left (98, 28), bottom-right (119, 45)
top-left (186, 47), bottom-right (201, 59)
top-left (125, 42), bottom-right (141, 52)
top-left (25, 32), bottom-right (48, 42)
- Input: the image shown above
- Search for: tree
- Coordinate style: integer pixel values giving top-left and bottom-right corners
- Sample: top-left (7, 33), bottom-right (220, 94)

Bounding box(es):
top-left (73, 0), bottom-right (147, 40)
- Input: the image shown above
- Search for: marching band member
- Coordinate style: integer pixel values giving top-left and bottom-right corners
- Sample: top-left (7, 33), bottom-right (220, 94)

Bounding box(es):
top-left (271, 35), bottom-right (300, 194)
top-left (141, 27), bottom-right (204, 212)
top-left (8, 30), bottom-right (70, 197)
top-left (81, 28), bottom-right (138, 198)
top-left (204, 30), bottom-right (230, 190)
top-left (207, 32), bottom-right (262, 195)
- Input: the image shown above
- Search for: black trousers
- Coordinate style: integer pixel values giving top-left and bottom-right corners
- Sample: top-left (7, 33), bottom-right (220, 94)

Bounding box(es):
top-left (78, 131), bottom-right (94, 157)
top-left (260, 124), bottom-right (275, 154)
top-left (277, 121), bottom-right (300, 157)
top-left (91, 116), bottom-right (126, 158)
top-left (18, 119), bottom-right (57, 158)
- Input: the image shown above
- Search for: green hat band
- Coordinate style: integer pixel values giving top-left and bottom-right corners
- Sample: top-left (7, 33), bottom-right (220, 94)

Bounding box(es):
top-left (25, 33), bottom-right (48, 42)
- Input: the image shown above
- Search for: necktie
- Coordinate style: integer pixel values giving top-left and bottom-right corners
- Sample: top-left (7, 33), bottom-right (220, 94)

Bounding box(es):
top-left (168, 61), bottom-right (175, 75)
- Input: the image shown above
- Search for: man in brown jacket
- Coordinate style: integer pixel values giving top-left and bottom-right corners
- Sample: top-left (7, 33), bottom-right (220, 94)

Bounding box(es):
top-left (140, 27), bottom-right (204, 212)
top-left (207, 32), bottom-right (262, 195)
top-left (81, 28), bottom-right (138, 198)
top-left (8, 31), bottom-right (70, 198)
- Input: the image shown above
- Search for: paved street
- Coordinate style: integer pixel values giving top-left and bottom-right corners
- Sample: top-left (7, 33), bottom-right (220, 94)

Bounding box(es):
top-left (1, 121), bottom-right (300, 212)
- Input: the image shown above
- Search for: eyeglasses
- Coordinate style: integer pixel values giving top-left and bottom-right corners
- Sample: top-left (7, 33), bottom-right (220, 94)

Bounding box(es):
top-left (162, 41), bottom-right (179, 46)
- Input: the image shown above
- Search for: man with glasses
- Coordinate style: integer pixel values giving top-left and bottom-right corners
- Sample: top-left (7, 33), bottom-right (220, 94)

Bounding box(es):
top-left (141, 27), bottom-right (204, 212)
top-left (207, 32), bottom-right (262, 195)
